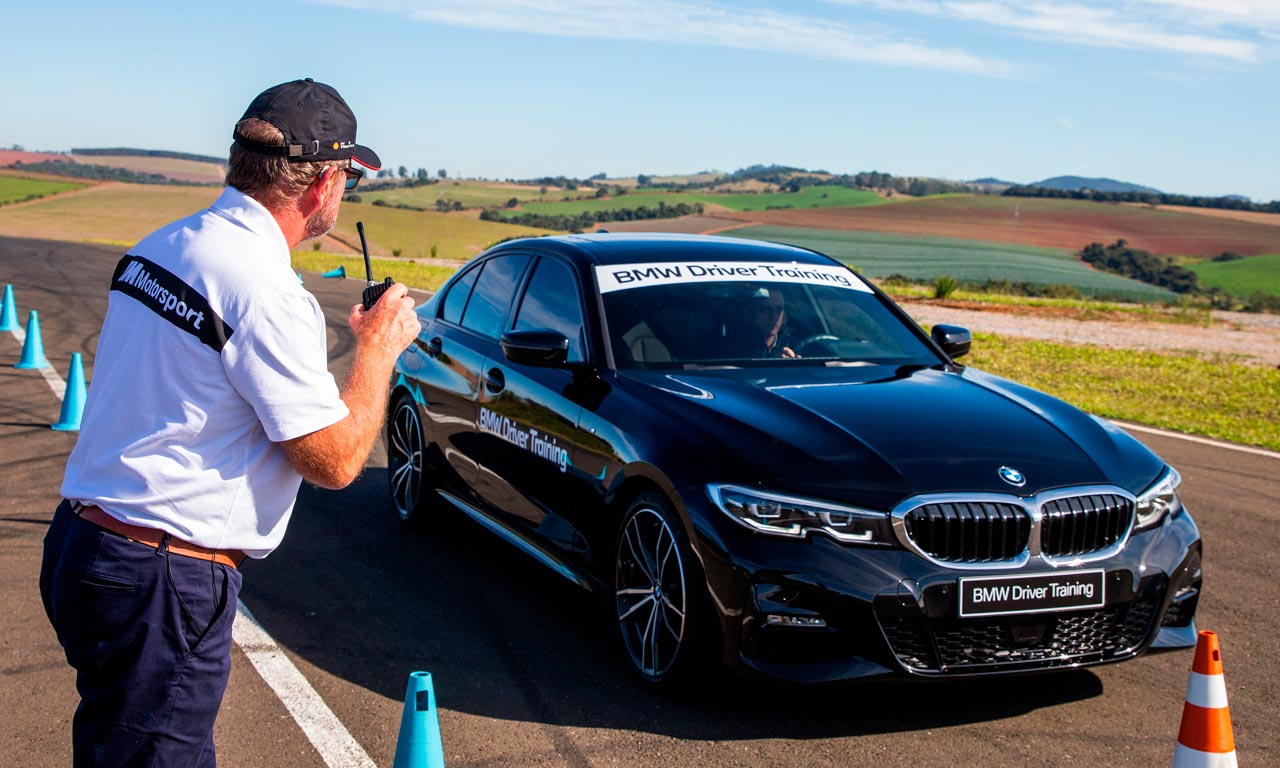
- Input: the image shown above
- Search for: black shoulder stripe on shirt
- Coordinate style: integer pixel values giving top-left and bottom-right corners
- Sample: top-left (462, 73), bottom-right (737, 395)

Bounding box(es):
top-left (110, 255), bottom-right (235, 352)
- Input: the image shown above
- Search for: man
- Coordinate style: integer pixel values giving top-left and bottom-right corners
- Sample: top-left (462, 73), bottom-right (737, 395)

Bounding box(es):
top-left (39, 78), bottom-right (420, 766)
top-left (726, 287), bottom-right (797, 358)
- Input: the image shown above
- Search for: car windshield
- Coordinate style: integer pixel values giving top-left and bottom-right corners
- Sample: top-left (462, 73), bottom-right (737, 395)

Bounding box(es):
top-left (597, 260), bottom-right (941, 369)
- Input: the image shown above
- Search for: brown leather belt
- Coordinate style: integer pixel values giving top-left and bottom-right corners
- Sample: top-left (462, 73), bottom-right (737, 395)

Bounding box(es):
top-left (77, 504), bottom-right (246, 569)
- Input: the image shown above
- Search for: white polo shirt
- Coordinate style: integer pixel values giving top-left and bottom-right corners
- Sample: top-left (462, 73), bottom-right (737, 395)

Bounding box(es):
top-left (61, 186), bottom-right (350, 558)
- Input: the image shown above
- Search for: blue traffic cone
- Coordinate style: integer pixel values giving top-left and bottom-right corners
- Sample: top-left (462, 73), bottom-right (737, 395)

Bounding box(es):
top-left (52, 352), bottom-right (87, 431)
top-left (392, 671), bottom-right (445, 768)
top-left (15, 310), bottom-right (50, 369)
top-left (322, 265), bottom-right (346, 278)
top-left (0, 284), bottom-right (17, 332)
top-left (297, 272), bottom-right (304, 282)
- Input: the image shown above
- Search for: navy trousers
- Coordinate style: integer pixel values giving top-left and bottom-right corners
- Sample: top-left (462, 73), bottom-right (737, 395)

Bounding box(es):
top-left (40, 500), bottom-right (243, 767)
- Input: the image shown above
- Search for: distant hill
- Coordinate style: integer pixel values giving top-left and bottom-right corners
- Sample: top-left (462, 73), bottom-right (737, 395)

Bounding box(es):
top-left (1030, 176), bottom-right (1161, 195)
top-left (970, 177), bottom-right (1020, 186)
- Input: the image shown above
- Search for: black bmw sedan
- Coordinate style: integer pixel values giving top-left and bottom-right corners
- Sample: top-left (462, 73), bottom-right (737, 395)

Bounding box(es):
top-left (384, 233), bottom-right (1202, 688)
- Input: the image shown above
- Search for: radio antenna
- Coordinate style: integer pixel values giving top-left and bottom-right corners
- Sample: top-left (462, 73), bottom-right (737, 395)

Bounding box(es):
top-left (357, 221), bottom-right (374, 287)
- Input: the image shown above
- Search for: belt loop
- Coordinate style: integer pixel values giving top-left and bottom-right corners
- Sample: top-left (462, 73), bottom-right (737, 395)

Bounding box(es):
top-left (70, 500), bottom-right (85, 516)
top-left (157, 532), bottom-right (171, 556)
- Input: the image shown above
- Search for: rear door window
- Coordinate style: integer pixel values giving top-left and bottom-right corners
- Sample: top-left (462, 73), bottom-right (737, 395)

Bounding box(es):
top-left (440, 263), bottom-right (481, 325)
top-left (460, 253), bottom-right (532, 338)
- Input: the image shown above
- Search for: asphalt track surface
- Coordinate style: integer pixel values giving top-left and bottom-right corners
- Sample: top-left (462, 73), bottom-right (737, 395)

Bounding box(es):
top-left (1, 235), bottom-right (1276, 767)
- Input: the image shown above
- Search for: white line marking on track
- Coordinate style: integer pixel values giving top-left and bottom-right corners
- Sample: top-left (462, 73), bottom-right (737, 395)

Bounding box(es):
top-left (4, 325), bottom-right (374, 767)
top-left (233, 601), bottom-right (377, 768)
top-left (1111, 420), bottom-right (1280, 460)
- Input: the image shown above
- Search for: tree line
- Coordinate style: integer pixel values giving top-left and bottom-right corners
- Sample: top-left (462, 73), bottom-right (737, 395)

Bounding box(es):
top-left (71, 148), bottom-right (226, 165)
top-left (1079, 239), bottom-right (1279, 312)
top-left (7, 160), bottom-right (208, 186)
top-left (633, 164), bottom-right (971, 196)
top-left (481, 202), bottom-right (705, 232)
top-left (1005, 185), bottom-right (1279, 213)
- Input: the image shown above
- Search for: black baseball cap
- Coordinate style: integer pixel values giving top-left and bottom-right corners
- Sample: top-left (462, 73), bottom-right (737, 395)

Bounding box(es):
top-left (233, 78), bottom-right (381, 170)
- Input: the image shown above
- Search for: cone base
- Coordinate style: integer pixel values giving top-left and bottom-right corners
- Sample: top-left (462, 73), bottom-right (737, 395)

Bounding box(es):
top-left (51, 423), bottom-right (80, 432)
top-left (15, 361), bottom-right (51, 370)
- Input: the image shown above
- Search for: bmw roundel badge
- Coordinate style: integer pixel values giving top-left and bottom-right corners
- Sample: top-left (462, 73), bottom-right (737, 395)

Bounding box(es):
top-left (998, 466), bottom-right (1026, 487)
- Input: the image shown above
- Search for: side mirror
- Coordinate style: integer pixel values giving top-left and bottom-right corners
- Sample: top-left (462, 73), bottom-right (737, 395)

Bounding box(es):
top-left (501, 328), bottom-right (570, 367)
top-left (931, 324), bottom-right (972, 359)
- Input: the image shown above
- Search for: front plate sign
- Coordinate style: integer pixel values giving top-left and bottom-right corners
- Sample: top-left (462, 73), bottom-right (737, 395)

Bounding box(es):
top-left (959, 570), bottom-right (1105, 618)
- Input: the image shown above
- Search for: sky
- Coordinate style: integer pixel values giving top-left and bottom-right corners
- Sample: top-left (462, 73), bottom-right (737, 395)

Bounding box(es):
top-left (5, 0), bottom-right (1278, 201)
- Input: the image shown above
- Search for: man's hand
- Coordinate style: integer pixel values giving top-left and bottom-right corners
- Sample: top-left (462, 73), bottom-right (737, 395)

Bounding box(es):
top-left (280, 283), bottom-right (419, 489)
top-left (349, 282), bottom-right (420, 363)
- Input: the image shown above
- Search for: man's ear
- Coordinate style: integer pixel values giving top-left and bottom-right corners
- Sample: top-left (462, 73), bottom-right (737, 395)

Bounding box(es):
top-left (300, 166), bottom-right (335, 216)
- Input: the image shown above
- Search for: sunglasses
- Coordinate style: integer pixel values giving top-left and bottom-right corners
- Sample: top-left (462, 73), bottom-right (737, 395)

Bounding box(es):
top-left (342, 166), bottom-right (364, 191)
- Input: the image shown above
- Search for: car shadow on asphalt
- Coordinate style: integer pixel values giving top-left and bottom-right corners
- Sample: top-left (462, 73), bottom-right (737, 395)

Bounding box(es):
top-left (240, 472), bottom-right (1105, 741)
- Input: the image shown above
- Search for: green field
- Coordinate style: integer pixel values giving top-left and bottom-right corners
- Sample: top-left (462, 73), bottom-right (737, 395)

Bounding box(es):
top-left (508, 186), bottom-right (887, 217)
top-left (0, 176), bottom-right (87, 205)
top-left (1187, 253), bottom-right (1280, 297)
top-left (359, 180), bottom-right (567, 210)
top-left (727, 226), bottom-right (1177, 300)
top-left (332, 202), bottom-right (555, 261)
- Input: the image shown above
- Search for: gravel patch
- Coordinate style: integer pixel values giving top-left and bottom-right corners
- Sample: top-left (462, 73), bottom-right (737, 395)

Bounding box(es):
top-left (900, 301), bottom-right (1280, 367)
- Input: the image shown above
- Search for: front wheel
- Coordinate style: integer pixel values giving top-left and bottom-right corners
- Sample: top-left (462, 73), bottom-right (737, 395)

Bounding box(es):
top-left (614, 492), bottom-right (716, 690)
top-left (386, 392), bottom-right (435, 526)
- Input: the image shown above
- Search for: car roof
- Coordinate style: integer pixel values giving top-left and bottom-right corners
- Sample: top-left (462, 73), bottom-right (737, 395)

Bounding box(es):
top-left (489, 232), bottom-right (836, 267)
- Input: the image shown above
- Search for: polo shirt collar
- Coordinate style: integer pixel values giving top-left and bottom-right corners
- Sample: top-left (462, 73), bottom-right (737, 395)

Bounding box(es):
top-left (210, 186), bottom-right (290, 265)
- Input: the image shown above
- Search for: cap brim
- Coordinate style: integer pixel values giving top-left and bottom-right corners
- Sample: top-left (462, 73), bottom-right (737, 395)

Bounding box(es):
top-left (351, 144), bottom-right (381, 171)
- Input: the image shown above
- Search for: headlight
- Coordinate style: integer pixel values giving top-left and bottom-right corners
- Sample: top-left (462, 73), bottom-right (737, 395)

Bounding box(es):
top-left (1134, 466), bottom-right (1182, 532)
top-left (707, 485), bottom-right (893, 545)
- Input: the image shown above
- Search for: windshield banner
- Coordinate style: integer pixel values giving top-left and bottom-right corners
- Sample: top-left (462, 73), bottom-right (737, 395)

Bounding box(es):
top-left (595, 262), bottom-right (871, 294)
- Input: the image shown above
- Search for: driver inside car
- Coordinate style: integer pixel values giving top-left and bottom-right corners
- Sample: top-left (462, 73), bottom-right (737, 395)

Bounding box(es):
top-left (719, 287), bottom-right (798, 359)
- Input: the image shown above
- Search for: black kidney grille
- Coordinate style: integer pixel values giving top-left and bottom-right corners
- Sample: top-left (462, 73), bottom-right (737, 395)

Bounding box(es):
top-left (1040, 494), bottom-right (1133, 557)
top-left (903, 502), bottom-right (1030, 562)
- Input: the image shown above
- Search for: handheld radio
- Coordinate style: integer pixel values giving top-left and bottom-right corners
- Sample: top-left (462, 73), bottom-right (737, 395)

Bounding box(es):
top-left (358, 221), bottom-right (394, 310)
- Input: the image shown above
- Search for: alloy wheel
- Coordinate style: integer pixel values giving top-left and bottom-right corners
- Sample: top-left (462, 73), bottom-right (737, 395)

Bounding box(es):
top-left (616, 506), bottom-right (688, 679)
top-left (388, 397), bottom-right (424, 521)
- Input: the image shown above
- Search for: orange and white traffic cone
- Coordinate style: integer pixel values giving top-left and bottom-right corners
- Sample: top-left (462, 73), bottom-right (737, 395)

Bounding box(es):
top-left (1172, 630), bottom-right (1237, 767)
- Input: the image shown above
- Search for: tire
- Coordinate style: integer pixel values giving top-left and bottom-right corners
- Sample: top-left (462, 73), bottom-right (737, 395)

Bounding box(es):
top-left (614, 492), bottom-right (717, 690)
top-left (386, 391), bottom-right (435, 526)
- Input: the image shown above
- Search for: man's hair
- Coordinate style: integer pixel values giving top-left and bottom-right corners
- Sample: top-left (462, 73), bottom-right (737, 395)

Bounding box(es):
top-left (225, 118), bottom-right (348, 209)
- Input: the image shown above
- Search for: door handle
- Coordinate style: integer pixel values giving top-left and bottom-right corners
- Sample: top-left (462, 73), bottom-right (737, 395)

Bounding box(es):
top-left (425, 336), bottom-right (443, 358)
top-left (484, 367), bottom-right (505, 393)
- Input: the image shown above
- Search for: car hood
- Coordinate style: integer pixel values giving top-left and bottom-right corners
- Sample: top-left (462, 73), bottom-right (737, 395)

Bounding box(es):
top-left (618, 364), bottom-right (1163, 508)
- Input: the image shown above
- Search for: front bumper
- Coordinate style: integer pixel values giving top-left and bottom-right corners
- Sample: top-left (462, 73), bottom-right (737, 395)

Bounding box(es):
top-left (688, 494), bottom-right (1203, 685)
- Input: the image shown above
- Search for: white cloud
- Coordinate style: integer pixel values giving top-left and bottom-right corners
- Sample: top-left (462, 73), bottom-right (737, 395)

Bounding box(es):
top-left (1141, 0), bottom-right (1280, 31)
top-left (827, 0), bottom-right (1269, 61)
top-left (318, 0), bottom-right (1018, 76)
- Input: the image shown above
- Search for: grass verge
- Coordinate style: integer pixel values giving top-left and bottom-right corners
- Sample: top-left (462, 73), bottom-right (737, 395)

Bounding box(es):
top-left (965, 332), bottom-right (1280, 451)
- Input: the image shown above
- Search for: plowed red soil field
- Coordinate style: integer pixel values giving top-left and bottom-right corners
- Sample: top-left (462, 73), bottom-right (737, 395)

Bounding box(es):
top-left (0, 150), bottom-right (69, 165)
top-left (712, 195), bottom-right (1280, 257)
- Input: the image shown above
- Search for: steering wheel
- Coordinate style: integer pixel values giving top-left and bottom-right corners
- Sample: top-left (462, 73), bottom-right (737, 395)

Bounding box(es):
top-left (794, 334), bottom-right (840, 357)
